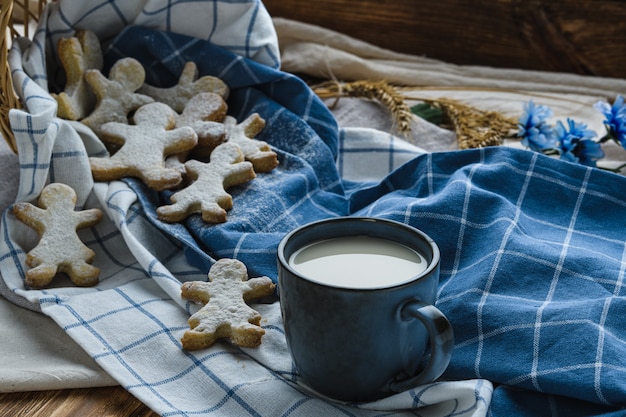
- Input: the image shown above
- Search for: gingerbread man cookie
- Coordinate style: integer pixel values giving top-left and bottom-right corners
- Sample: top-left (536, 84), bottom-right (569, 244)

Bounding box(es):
top-left (139, 61), bottom-right (229, 113)
top-left (52, 29), bottom-right (103, 120)
top-left (165, 92), bottom-right (228, 174)
top-left (81, 57), bottom-right (154, 137)
top-left (156, 142), bottom-right (255, 223)
top-left (180, 258), bottom-right (276, 350)
top-left (89, 102), bottom-right (198, 191)
top-left (175, 92), bottom-right (227, 149)
top-left (12, 183), bottom-right (103, 288)
top-left (223, 114), bottom-right (278, 173)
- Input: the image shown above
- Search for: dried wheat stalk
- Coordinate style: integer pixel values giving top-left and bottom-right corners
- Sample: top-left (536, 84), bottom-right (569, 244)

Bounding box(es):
top-left (312, 80), bottom-right (518, 149)
top-left (431, 99), bottom-right (517, 149)
top-left (312, 80), bottom-right (414, 136)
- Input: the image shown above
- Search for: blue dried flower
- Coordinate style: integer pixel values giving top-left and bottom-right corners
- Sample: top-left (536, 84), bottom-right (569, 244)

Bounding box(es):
top-left (517, 100), bottom-right (559, 152)
top-left (594, 95), bottom-right (626, 148)
top-left (555, 119), bottom-right (604, 167)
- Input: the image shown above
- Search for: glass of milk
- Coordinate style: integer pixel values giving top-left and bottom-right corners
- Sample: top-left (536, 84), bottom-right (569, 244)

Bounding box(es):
top-left (277, 216), bottom-right (454, 402)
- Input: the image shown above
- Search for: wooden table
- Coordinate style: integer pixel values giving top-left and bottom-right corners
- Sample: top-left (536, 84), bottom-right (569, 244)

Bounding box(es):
top-left (0, 386), bottom-right (157, 417)
top-left (264, 0), bottom-right (626, 79)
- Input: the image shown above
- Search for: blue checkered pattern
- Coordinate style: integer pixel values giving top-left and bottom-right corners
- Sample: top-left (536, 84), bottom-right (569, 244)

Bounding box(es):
top-left (1, 2), bottom-right (625, 416)
top-left (45, 0), bottom-right (280, 69)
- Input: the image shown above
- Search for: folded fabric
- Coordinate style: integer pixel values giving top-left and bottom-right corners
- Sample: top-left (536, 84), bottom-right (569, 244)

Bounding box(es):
top-left (2, 3), bottom-right (626, 417)
top-left (0, 10), bottom-right (491, 417)
top-left (0, 137), bottom-right (19, 214)
top-left (272, 17), bottom-right (626, 97)
top-left (0, 296), bottom-right (117, 392)
top-left (77, 27), bottom-right (626, 415)
top-left (44, 0), bottom-right (279, 77)
top-left (272, 17), bottom-right (626, 174)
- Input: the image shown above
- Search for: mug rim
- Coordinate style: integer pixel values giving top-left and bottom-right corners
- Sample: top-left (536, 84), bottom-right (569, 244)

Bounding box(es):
top-left (277, 216), bottom-right (440, 291)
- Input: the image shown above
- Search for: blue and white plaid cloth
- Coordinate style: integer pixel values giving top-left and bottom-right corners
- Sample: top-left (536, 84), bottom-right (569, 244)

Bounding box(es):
top-left (1, 1), bottom-right (625, 416)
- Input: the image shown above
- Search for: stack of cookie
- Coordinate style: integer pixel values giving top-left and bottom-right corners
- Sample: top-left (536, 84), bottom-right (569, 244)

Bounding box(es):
top-left (53, 29), bottom-right (278, 224)
top-left (12, 29), bottom-right (280, 349)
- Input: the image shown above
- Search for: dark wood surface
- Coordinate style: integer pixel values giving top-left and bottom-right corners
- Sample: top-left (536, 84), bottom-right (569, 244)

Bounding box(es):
top-left (0, 386), bottom-right (157, 417)
top-left (264, 0), bottom-right (626, 79)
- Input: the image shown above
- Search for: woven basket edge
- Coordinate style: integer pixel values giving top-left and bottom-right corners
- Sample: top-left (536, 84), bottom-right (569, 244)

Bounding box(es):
top-left (1, 0), bottom-right (48, 153)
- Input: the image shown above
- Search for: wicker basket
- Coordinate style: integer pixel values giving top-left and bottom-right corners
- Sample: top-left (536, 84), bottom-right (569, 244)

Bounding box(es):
top-left (0, 0), bottom-right (48, 153)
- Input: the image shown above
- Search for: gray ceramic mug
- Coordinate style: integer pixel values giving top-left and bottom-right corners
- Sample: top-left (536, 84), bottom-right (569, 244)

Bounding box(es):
top-left (277, 216), bottom-right (454, 403)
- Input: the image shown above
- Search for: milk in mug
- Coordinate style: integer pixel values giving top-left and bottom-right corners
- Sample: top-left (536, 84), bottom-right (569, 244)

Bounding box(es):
top-left (288, 235), bottom-right (427, 289)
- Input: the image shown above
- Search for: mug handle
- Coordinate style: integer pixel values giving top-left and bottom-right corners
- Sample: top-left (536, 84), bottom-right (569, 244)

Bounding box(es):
top-left (389, 299), bottom-right (454, 393)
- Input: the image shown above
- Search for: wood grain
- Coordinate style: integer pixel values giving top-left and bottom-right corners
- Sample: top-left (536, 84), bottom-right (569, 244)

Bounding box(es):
top-left (263, 0), bottom-right (626, 79)
top-left (0, 387), bottom-right (157, 417)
